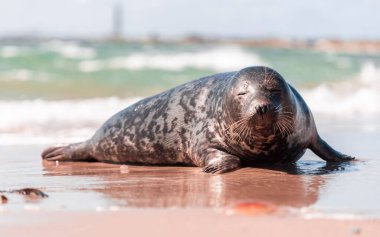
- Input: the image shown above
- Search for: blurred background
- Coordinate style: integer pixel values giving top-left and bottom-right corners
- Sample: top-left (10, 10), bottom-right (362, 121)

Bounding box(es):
top-left (1, 0), bottom-right (379, 145)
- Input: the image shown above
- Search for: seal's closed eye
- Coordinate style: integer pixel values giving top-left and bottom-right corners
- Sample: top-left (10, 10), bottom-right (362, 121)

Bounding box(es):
top-left (268, 88), bottom-right (281, 93)
top-left (237, 92), bottom-right (248, 96)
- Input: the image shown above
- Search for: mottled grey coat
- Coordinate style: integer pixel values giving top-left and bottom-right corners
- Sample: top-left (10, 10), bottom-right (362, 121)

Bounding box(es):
top-left (42, 66), bottom-right (354, 173)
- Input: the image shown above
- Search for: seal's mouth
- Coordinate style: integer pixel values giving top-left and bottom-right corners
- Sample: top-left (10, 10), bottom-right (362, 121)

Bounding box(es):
top-left (251, 104), bottom-right (277, 129)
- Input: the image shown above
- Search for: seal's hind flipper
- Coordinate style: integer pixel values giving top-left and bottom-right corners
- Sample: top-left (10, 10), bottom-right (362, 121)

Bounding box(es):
top-left (309, 134), bottom-right (355, 162)
top-left (41, 141), bottom-right (95, 162)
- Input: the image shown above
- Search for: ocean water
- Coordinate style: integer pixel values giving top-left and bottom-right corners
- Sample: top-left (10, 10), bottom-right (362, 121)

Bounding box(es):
top-left (0, 40), bottom-right (380, 144)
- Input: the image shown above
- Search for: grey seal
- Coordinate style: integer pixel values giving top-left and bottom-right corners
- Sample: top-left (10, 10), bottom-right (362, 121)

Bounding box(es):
top-left (41, 66), bottom-right (354, 173)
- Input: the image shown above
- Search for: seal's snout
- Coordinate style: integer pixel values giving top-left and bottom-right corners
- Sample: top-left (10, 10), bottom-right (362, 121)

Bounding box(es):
top-left (255, 104), bottom-right (272, 116)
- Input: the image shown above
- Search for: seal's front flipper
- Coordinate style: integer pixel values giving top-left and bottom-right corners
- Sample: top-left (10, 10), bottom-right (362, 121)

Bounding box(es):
top-left (201, 149), bottom-right (241, 174)
top-left (41, 141), bottom-right (94, 162)
top-left (309, 134), bottom-right (355, 162)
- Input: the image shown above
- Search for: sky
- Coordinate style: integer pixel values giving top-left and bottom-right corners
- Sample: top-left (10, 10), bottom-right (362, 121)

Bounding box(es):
top-left (0, 0), bottom-right (379, 39)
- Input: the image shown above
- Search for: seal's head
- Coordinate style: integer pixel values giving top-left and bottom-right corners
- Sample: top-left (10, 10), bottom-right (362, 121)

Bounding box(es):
top-left (224, 66), bottom-right (295, 139)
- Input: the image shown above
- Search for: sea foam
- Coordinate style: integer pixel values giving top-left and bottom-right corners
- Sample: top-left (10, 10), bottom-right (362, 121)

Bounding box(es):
top-left (79, 46), bottom-right (265, 72)
top-left (302, 61), bottom-right (380, 117)
top-left (0, 97), bottom-right (140, 145)
top-left (43, 40), bottom-right (97, 59)
top-left (0, 46), bottom-right (22, 58)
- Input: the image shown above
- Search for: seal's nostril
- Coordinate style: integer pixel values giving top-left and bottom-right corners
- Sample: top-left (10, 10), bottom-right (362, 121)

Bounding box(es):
top-left (255, 105), bottom-right (271, 116)
top-left (255, 104), bottom-right (272, 116)
top-left (255, 106), bottom-right (260, 115)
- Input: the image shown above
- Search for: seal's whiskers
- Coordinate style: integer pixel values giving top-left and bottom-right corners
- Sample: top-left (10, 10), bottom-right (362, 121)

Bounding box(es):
top-left (226, 117), bottom-right (253, 142)
top-left (273, 105), bottom-right (294, 137)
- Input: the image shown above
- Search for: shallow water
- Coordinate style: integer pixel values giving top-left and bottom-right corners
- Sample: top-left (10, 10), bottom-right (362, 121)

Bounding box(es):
top-left (0, 129), bottom-right (379, 218)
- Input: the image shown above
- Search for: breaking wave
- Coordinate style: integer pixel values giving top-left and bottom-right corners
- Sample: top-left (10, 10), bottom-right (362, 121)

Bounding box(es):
top-left (0, 97), bottom-right (140, 145)
top-left (302, 61), bottom-right (380, 117)
top-left (78, 46), bottom-right (265, 72)
top-left (42, 40), bottom-right (97, 59)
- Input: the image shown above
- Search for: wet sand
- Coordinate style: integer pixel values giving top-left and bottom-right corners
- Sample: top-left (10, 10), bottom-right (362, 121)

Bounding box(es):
top-left (1, 128), bottom-right (380, 236)
top-left (0, 145), bottom-right (364, 211)
top-left (1, 145), bottom-right (327, 209)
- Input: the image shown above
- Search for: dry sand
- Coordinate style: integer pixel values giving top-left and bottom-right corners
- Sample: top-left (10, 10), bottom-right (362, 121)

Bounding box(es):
top-left (1, 209), bottom-right (379, 237)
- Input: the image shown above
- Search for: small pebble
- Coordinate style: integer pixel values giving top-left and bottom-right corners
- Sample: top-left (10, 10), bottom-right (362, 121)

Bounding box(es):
top-left (14, 188), bottom-right (49, 198)
top-left (120, 165), bottom-right (130, 174)
top-left (0, 195), bottom-right (8, 204)
top-left (56, 160), bottom-right (59, 166)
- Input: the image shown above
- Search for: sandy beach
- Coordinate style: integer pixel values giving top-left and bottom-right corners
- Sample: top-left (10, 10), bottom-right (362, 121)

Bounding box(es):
top-left (1, 209), bottom-right (380, 237)
top-left (1, 131), bottom-right (380, 236)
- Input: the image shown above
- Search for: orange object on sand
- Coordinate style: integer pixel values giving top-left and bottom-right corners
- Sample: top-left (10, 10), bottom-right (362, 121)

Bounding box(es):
top-left (233, 201), bottom-right (277, 215)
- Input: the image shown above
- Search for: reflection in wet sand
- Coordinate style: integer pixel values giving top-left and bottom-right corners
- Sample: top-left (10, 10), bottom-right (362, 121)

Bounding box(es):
top-left (41, 161), bottom-right (351, 209)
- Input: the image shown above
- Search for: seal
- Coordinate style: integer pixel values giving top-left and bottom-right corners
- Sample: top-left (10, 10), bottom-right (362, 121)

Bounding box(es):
top-left (41, 66), bottom-right (354, 173)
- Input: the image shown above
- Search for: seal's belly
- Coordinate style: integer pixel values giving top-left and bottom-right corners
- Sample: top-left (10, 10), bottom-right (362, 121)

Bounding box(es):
top-left (90, 122), bottom-right (195, 166)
